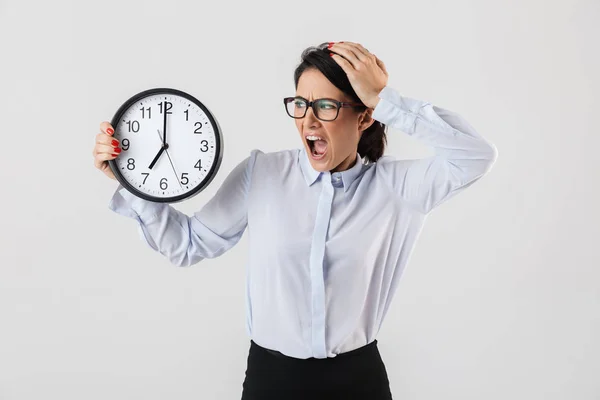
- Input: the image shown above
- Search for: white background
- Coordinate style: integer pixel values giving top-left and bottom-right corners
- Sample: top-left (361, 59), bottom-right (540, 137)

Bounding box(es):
top-left (1, 0), bottom-right (598, 399)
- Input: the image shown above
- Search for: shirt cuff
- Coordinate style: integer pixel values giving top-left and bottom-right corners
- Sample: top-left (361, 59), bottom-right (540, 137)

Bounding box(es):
top-left (371, 86), bottom-right (418, 133)
top-left (108, 184), bottom-right (164, 222)
top-left (108, 184), bottom-right (163, 251)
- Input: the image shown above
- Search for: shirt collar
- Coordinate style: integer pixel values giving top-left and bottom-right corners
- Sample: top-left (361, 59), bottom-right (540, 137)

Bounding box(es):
top-left (298, 147), bottom-right (364, 192)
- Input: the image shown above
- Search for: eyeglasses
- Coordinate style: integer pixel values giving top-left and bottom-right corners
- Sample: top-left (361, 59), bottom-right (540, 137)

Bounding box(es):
top-left (283, 96), bottom-right (364, 121)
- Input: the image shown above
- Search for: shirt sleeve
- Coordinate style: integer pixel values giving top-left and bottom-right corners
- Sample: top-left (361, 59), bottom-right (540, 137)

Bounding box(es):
top-left (107, 149), bottom-right (260, 267)
top-left (372, 86), bottom-right (498, 214)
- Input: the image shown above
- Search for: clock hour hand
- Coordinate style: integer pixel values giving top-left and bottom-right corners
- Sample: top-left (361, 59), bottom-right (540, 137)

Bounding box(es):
top-left (148, 146), bottom-right (165, 170)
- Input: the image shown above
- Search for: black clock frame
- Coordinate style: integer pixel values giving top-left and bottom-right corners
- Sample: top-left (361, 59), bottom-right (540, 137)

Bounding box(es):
top-left (108, 87), bottom-right (223, 204)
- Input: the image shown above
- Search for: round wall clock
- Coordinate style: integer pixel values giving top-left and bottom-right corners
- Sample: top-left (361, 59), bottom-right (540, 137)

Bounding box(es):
top-left (108, 88), bottom-right (223, 203)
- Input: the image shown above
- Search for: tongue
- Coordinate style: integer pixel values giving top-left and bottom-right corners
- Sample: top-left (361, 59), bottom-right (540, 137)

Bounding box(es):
top-left (313, 140), bottom-right (327, 155)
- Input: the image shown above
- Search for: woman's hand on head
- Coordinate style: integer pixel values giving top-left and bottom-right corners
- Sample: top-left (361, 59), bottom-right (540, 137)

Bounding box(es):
top-left (329, 42), bottom-right (388, 109)
top-left (93, 121), bottom-right (119, 181)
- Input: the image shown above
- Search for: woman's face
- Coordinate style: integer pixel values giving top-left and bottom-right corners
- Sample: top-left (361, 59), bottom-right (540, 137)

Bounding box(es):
top-left (295, 68), bottom-right (374, 172)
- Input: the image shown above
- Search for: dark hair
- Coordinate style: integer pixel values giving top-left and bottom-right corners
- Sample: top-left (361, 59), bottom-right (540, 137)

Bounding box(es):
top-left (293, 43), bottom-right (387, 163)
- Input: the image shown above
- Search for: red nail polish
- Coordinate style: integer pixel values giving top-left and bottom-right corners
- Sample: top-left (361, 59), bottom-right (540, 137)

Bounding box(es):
top-left (328, 43), bottom-right (333, 48)
top-left (111, 139), bottom-right (119, 146)
top-left (112, 153), bottom-right (118, 157)
top-left (329, 53), bottom-right (333, 57)
top-left (107, 128), bottom-right (114, 135)
top-left (114, 147), bottom-right (122, 153)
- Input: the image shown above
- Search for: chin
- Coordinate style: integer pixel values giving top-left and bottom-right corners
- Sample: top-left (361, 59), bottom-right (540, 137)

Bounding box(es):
top-left (310, 161), bottom-right (330, 172)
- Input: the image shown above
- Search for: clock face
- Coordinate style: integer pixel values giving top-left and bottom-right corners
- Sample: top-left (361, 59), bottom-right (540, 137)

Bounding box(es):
top-left (108, 88), bottom-right (223, 203)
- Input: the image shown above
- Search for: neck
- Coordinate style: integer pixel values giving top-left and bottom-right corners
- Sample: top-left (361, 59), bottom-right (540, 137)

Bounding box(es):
top-left (331, 152), bottom-right (357, 173)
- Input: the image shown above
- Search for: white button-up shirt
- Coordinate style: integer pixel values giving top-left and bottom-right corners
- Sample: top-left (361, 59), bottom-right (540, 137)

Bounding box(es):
top-left (108, 85), bottom-right (498, 359)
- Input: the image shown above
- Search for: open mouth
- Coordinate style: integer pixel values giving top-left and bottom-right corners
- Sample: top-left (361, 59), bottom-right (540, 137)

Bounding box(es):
top-left (306, 136), bottom-right (328, 160)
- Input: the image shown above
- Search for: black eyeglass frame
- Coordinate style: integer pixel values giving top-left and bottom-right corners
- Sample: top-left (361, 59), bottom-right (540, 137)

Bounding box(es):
top-left (283, 96), bottom-right (365, 121)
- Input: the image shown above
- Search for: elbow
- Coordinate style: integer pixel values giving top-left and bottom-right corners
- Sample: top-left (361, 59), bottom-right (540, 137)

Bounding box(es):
top-left (167, 240), bottom-right (208, 268)
top-left (469, 139), bottom-right (498, 174)
top-left (171, 257), bottom-right (192, 268)
top-left (170, 251), bottom-right (206, 268)
top-left (483, 142), bottom-right (498, 172)
top-left (488, 142), bottom-right (499, 163)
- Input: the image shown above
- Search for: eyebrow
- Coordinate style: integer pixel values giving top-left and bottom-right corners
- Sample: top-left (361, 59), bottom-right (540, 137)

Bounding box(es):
top-left (293, 96), bottom-right (343, 102)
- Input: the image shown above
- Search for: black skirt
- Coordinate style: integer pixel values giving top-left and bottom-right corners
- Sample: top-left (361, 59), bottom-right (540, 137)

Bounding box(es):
top-left (241, 339), bottom-right (393, 400)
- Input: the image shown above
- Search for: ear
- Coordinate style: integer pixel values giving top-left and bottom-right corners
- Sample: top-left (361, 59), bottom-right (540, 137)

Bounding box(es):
top-left (358, 108), bottom-right (375, 133)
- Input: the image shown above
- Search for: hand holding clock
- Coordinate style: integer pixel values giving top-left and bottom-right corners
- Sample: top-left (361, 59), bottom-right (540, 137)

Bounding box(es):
top-left (93, 122), bottom-right (119, 181)
top-left (93, 121), bottom-right (178, 184)
top-left (93, 121), bottom-right (174, 180)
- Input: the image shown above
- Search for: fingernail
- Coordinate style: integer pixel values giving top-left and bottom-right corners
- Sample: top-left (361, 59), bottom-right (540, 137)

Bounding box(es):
top-left (107, 128), bottom-right (114, 135)
top-left (328, 42), bottom-right (333, 48)
top-left (111, 139), bottom-right (119, 146)
top-left (329, 53), bottom-right (333, 57)
top-left (112, 153), bottom-right (118, 157)
top-left (114, 147), bottom-right (122, 153)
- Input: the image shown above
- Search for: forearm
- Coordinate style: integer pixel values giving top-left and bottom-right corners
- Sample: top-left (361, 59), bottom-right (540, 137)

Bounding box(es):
top-left (108, 186), bottom-right (234, 267)
top-left (372, 86), bottom-right (498, 163)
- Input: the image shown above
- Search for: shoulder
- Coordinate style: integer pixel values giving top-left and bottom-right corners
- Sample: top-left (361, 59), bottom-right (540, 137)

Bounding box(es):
top-left (363, 154), bottom-right (402, 192)
top-left (368, 154), bottom-right (398, 177)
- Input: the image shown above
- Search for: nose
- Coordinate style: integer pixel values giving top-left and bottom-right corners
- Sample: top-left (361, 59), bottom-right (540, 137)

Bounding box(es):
top-left (303, 104), bottom-right (320, 128)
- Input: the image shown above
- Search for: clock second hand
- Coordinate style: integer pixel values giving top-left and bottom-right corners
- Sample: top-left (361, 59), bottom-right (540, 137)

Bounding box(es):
top-left (157, 129), bottom-right (183, 190)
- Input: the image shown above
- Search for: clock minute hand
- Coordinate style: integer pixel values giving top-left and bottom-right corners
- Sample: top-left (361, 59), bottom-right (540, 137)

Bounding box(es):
top-left (162, 101), bottom-right (167, 145)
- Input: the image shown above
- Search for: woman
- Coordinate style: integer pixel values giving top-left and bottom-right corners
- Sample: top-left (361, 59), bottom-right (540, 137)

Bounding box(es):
top-left (93, 41), bottom-right (497, 399)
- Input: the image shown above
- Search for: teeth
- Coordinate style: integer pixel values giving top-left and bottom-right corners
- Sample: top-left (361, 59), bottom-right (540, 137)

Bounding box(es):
top-left (306, 135), bottom-right (322, 141)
